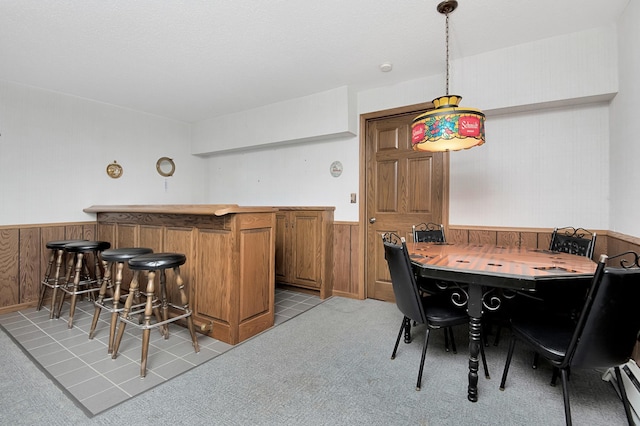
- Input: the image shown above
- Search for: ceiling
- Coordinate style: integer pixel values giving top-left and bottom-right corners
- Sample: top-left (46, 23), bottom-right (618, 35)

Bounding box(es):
top-left (0, 1), bottom-right (629, 123)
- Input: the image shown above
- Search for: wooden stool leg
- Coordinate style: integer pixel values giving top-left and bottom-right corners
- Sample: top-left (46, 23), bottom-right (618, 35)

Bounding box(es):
top-left (175, 266), bottom-right (200, 353)
top-left (92, 250), bottom-right (104, 302)
top-left (56, 253), bottom-right (76, 319)
top-left (37, 248), bottom-right (56, 311)
top-left (159, 270), bottom-right (170, 339)
top-left (112, 270), bottom-right (140, 359)
top-left (108, 264), bottom-right (127, 354)
top-left (89, 259), bottom-right (112, 339)
top-left (140, 270), bottom-right (156, 377)
top-left (67, 252), bottom-right (84, 328)
top-left (48, 249), bottom-right (66, 319)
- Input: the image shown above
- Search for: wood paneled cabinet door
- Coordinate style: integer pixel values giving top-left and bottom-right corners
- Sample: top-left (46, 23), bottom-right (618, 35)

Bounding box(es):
top-left (275, 209), bottom-right (333, 298)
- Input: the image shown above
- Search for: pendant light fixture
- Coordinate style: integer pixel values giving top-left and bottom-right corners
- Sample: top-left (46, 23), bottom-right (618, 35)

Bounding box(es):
top-left (411, 0), bottom-right (485, 152)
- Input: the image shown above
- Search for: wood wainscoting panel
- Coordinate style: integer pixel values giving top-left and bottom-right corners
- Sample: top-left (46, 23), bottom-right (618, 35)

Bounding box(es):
top-left (332, 222), bottom-right (361, 298)
top-left (98, 223), bottom-right (116, 248)
top-left (18, 227), bottom-right (40, 303)
top-left (0, 221), bottom-right (96, 313)
top-left (469, 229), bottom-right (497, 245)
top-left (0, 229), bottom-right (20, 307)
top-left (520, 231), bottom-right (540, 248)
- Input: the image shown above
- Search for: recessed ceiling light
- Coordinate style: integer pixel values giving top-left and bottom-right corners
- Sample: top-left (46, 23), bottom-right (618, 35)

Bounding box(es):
top-left (379, 62), bottom-right (393, 72)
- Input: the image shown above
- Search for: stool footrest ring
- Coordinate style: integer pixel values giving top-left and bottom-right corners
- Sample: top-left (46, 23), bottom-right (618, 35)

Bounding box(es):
top-left (119, 308), bottom-right (193, 330)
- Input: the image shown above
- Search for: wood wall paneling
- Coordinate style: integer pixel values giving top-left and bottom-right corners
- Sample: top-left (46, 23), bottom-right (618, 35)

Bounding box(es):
top-left (0, 222), bottom-right (96, 313)
top-left (0, 229), bottom-right (20, 307)
top-left (19, 227), bottom-right (40, 303)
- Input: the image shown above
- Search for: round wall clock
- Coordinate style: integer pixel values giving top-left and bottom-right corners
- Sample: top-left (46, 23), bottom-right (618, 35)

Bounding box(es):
top-left (330, 161), bottom-right (343, 177)
top-left (106, 161), bottom-right (123, 179)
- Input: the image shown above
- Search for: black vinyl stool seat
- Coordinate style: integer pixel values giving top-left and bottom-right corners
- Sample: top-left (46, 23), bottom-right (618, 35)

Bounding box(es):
top-left (111, 252), bottom-right (200, 377)
top-left (37, 239), bottom-right (87, 319)
top-left (56, 240), bottom-right (111, 328)
top-left (89, 247), bottom-right (154, 354)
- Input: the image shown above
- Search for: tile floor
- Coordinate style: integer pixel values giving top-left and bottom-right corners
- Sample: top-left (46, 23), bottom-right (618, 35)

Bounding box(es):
top-left (0, 287), bottom-right (321, 416)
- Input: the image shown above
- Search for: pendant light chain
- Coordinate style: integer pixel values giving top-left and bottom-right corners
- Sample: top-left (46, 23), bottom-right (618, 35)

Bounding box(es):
top-left (445, 11), bottom-right (450, 96)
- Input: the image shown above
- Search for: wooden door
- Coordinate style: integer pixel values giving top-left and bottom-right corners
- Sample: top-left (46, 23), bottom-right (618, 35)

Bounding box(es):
top-left (364, 107), bottom-right (448, 302)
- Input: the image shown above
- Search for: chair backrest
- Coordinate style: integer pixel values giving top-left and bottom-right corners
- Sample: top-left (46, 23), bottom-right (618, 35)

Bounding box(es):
top-left (381, 232), bottom-right (427, 324)
top-left (549, 226), bottom-right (596, 259)
top-left (566, 251), bottom-right (640, 370)
top-left (412, 223), bottom-right (446, 243)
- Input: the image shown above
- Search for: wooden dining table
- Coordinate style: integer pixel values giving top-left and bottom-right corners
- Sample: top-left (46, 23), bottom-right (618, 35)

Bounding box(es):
top-left (407, 242), bottom-right (598, 402)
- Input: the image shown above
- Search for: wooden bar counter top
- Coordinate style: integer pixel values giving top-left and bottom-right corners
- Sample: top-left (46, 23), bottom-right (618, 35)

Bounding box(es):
top-left (84, 204), bottom-right (278, 345)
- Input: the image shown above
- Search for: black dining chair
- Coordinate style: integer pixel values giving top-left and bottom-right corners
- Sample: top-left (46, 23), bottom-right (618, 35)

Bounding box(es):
top-left (411, 223), bottom-right (458, 352)
top-left (492, 226), bottom-right (597, 349)
top-left (549, 226), bottom-right (597, 259)
top-left (412, 222), bottom-right (446, 245)
top-left (499, 251), bottom-right (640, 426)
top-left (382, 232), bottom-right (488, 390)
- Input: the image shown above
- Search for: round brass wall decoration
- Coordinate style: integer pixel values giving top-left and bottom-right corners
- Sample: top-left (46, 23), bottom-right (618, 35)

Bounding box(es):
top-left (106, 161), bottom-right (123, 179)
top-left (156, 157), bottom-right (175, 177)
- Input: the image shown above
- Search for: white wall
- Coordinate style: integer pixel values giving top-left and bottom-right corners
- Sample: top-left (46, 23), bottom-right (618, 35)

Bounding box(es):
top-left (610, 0), bottom-right (640, 237)
top-left (1, 23), bottom-right (628, 232)
top-left (0, 81), bottom-right (207, 226)
top-left (203, 137), bottom-right (360, 219)
top-left (203, 26), bottom-right (617, 227)
top-left (449, 103), bottom-right (609, 228)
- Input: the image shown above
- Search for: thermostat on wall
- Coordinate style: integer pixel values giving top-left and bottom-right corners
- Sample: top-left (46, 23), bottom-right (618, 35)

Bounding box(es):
top-left (330, 161), bottom-right (343, 177)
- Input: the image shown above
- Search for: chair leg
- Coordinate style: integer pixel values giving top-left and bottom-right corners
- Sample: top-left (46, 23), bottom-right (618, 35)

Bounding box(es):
top-left (391, 317), bottom-right (407, 359)
top-left (444, 327), bottom-right (450, 352)
top-left (404, 317), bottom-right (412, 343)
top-left (551, 367), bottom-right (559, 387)
top-left (416, 327), bottom-right (431, 391)
top-left (480, 338), bottom-right (490, 379)
top-left (448, 327), bottom-right (457, 354)
top-left (493, 324), bottom-right (502, 346)
top-left (614, 366), bottom-right (635, 426)
top-left (499, 336), bottom-right (517, 390)
top-left (532, 352), bottom-right (539, 369)
top-left (560, 368), bottom-right (573, 426)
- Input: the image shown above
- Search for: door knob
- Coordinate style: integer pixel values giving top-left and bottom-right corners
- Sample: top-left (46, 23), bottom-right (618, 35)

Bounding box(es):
top-left (369, 217), bottom-right (376, 224)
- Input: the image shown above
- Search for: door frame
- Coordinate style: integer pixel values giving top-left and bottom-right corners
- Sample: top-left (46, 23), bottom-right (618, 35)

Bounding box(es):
top-left (358, 102), bottom-right (450, 299)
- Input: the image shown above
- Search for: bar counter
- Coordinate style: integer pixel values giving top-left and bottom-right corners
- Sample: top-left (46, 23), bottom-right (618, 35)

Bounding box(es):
top-left (84, 204), bottom-right (278, 345)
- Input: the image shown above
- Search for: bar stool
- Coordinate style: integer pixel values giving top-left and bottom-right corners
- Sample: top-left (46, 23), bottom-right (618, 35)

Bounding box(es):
top-left (56, 240), bottom-right (111, 328)
top-left (88, 247), bottom-right (153, 354)
top-left (37, 239), bottom-right (87, 319)
top-left (112, 252), bottom-right (200, 377)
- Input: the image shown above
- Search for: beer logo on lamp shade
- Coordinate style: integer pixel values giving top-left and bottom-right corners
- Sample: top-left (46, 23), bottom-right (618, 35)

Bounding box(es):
top-left (459, 116), bottom-right (481, 137)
